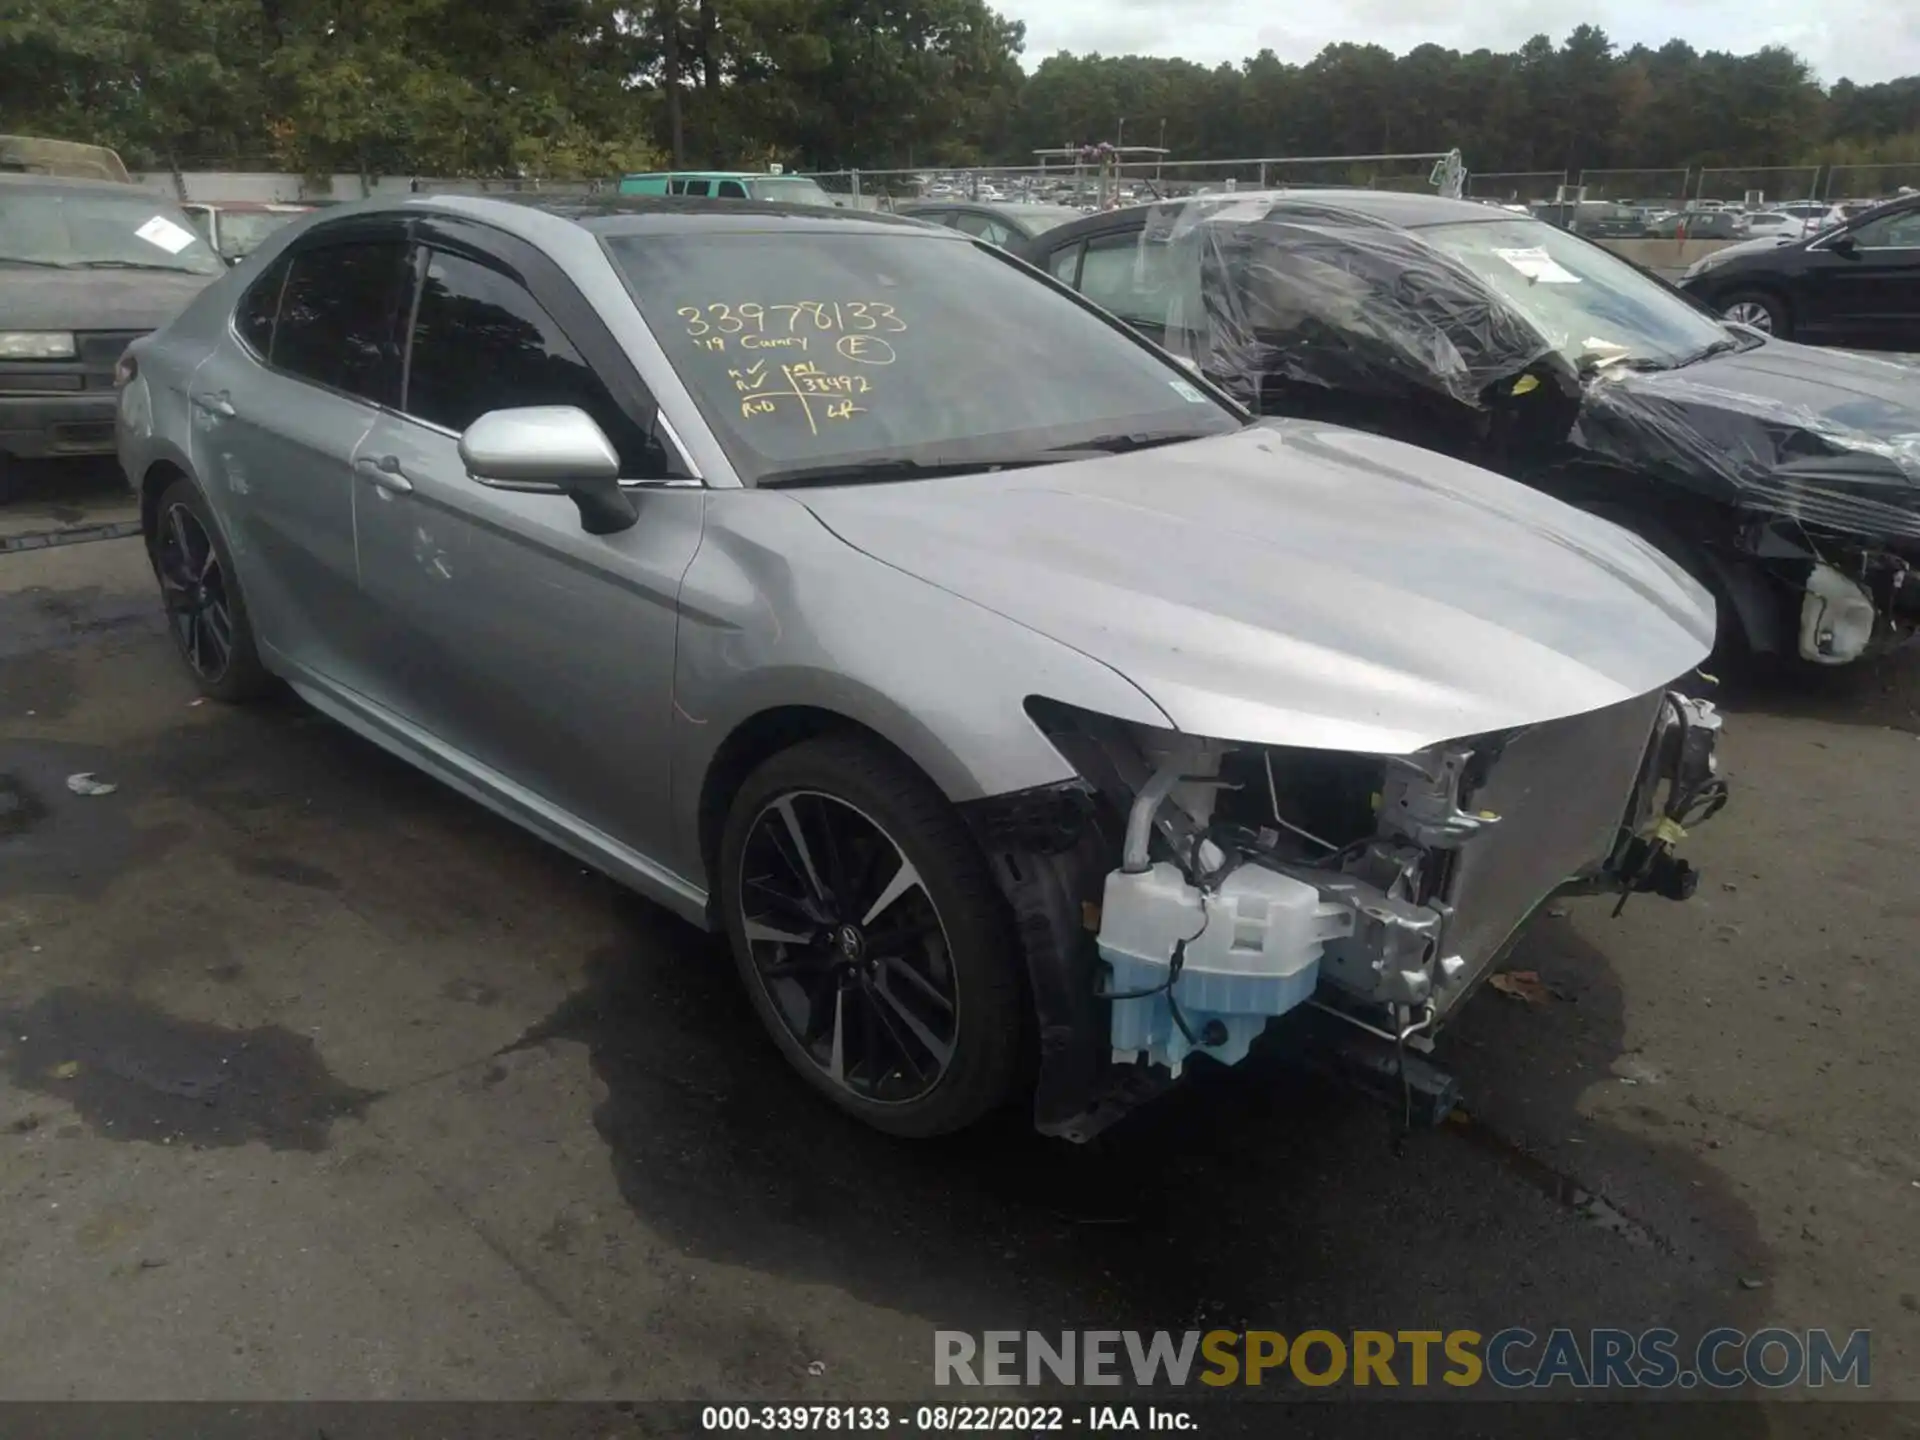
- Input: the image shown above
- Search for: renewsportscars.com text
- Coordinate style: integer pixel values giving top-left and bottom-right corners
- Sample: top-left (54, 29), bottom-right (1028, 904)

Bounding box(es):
top-left (934, 1328), bottom-right (1871, 1390)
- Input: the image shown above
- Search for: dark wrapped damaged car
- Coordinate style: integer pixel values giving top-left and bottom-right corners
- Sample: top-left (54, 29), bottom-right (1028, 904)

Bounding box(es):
top-left (1021, 191), bottom-right (1920, 668)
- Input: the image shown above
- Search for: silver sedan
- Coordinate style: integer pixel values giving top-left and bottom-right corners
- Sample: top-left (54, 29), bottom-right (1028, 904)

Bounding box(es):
top-left (117, 195), bottom-right (1726, 1140)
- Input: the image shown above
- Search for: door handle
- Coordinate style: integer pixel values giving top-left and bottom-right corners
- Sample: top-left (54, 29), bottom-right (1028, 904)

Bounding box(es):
top-left (191, 390), bottom-right (235, 417)
top-left (354, 454), bottom-right (414, 494)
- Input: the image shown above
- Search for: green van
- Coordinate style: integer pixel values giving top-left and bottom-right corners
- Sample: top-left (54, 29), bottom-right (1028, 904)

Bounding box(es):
top-left (617, 170), bottom-right (840, 207)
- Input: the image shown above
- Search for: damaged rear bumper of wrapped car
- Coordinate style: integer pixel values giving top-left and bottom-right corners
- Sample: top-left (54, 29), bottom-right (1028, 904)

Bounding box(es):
top-left (966, 690), bottom-right (1727, 1143)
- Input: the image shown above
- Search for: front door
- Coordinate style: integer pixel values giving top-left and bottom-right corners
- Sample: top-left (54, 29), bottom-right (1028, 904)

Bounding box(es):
top-left (1825, 204), bottom-right (1920, 348)
top-left (349, 228), bottom-right (705, 863)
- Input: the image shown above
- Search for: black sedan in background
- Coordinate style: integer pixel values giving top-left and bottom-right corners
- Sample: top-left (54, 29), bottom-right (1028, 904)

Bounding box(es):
top-left (893, 201), bottom-right (1086, 248)
top-left (1680, 194), bottom-right (1920, 347)
top-left (1017, 190), bottom-right (1920, 670)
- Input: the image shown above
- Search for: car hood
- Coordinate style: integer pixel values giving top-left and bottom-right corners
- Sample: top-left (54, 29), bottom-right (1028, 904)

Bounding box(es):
top-left (1693, 234), bottom-right (1800, 267)
top-left (0, 267), bottom-right (218, 332)
top-left (796, 422), bottom-right (1714, 755)
top-left (1574, 341), bottom-right (1920, 541)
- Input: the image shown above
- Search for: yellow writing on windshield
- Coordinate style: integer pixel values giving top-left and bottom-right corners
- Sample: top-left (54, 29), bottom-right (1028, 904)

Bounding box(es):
top-left (726, 358), bottom-right (871, 434)
top-left (678, 301), bottom-right (907, 339)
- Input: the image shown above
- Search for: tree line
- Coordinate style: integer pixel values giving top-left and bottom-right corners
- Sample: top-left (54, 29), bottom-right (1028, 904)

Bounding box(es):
top-left (2, 0), bottom-right (1917, 180)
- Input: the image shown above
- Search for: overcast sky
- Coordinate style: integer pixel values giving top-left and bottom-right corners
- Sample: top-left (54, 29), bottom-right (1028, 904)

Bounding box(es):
top-left (1007, 0), bottom-right (1920, 87)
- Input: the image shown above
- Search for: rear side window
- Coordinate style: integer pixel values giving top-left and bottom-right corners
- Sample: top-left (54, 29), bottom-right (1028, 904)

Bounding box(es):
top-left (402, 248), bottom-right (653, 471)
top-left (718, 181), bottom-right (747, 199)
top-left (271, 240), bottom-right (410, 405)
top-left (1076, 232), bottom-right (1175, 327)
top-left (235, 254), bottom-right (290, 357)
top-left (951, 213), bottom-right (1013, 247)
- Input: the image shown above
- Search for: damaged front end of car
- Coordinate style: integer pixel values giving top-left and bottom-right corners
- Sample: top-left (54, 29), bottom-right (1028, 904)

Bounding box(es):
top-left (966, 691), bottom-right (1727, 1143)
top-left (1574, 369), bottom-right (1920, 666)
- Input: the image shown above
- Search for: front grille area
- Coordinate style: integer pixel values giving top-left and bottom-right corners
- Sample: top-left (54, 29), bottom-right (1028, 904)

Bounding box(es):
top-left (76, 331), bottom-right (147, 389)
top-left (1436, 689), bottom-right (1666, 1012)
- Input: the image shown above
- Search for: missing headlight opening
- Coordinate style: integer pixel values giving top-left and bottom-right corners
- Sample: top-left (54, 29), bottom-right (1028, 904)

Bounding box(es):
top-left (1011, 693), bottom-right (1725, 1138)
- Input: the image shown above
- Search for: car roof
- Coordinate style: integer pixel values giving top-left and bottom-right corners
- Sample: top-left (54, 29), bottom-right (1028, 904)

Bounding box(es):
top-left (1043, 189), bottom-right (1522, 243)
top-left (0, 172), bottom-right (154, 197)
top-left (350, 191), bottom-right (961, 240)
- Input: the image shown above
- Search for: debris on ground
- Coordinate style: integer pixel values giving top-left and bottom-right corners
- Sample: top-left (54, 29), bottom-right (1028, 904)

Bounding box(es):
top-left (1490, 970), bottom-right (1552, 1004)
top-left (806, 1361), bottom-right (826, 1377)
top-left (64, 773), bottom-right (117, 797)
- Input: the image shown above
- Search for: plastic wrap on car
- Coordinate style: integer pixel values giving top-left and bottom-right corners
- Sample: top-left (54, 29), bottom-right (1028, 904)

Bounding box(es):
top-left (1572, 370), bottom-right (1920, 543)
top-left (1135, 196), bottom-right (1920, 545)
top-left (1152, 198), bottom-right (1563, 411)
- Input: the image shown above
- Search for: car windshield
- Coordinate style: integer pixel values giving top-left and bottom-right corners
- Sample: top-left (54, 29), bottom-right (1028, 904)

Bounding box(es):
top-left (1417, 217), bottom-right (1731, 368)
top-left (0, 188), bottom-right (224, 274)
top-left (214, 209), bottom-right (304, 258)
top-left (604, 231), bottom-right (1242, 485)
top-left (746, 177), bottom-right (837, 207)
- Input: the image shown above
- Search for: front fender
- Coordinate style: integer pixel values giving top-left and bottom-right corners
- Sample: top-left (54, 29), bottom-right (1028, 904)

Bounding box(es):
top-left (666, 490), bottom-right (1174, 885)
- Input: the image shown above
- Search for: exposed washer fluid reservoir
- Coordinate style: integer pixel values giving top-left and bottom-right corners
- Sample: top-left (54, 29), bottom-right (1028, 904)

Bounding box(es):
top-left (1098, 862), bottom-right (1353, 1073)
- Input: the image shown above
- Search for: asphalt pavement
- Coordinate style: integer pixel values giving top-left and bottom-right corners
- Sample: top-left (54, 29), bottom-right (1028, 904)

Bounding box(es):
top-left (1, 459), bottom-right (1916, 1428)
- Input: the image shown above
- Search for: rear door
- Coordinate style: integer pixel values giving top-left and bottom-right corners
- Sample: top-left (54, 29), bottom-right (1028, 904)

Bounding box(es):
top-left (190, 218), bottom-right (412, 687)
top-left (348, 219), bottom-right (705, 860)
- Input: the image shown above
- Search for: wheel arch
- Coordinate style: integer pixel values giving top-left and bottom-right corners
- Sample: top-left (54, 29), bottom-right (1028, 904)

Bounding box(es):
top-left (1714, 280), bottom-right (1794, 333)
top-left (694, 703), bottom-right (956, 927)
top-left (139, 456), bottom-right (193, 543)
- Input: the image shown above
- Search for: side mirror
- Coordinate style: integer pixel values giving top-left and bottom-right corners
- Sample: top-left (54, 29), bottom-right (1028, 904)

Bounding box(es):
top-left (458, 406), bottom-right (638, 535)
top-left (1829, 234), bottom-right (1859, 258)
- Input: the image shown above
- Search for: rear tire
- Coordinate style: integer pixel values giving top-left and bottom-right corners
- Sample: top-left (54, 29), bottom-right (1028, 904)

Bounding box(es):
top-left (718, 734), bottom-right (1025, 1137)
top-left (1719, 289), bottom-right (1791, 340)
top-left (149, 477), bottom-right (274, 703)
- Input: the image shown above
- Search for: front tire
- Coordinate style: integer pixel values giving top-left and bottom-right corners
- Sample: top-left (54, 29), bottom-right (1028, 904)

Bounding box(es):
top-left (718, 735), bottom-right (1024, 1137)
top-left (1719, 289), bottom-right (1791, 340)
top-left (149, 477), bottom-right (273, 703)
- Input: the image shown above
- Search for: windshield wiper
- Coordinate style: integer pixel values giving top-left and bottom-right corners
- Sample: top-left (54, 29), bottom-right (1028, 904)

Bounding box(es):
top-left (1048, 430), bottom-right (1215, 455)
top-left (757, 456), bottom-right (1055, 489)
top-left (1675, 335), bottom-right (1752, 367)
top-left (0, 257), bottom-right (67, 268)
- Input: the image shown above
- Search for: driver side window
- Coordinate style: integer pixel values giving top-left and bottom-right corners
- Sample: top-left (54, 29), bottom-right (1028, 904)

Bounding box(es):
top-left (1849, 209), bottom-right (1920, 249)
top-left (401, 248), bottom-right (659, 474)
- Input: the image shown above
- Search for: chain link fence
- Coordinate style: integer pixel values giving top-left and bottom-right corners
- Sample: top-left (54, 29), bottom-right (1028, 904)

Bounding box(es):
top-left (1577, 169), bottom-right (1691, 207)
top-left (1466, 171), bottom-right (1567, 203)
top-left (1693, 165), bottom-right (1821, 206)
top-left (806, 151), bottom-right (1464, 214)
top-left (1823, 162), bottom-right (1920, 202)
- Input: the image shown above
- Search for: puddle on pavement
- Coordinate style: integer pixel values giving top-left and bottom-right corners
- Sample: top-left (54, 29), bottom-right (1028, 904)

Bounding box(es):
top-left (1446, 1107), bottom-right (1664, 1250)
top-left (0, 987), bottom-right (378, 1151)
